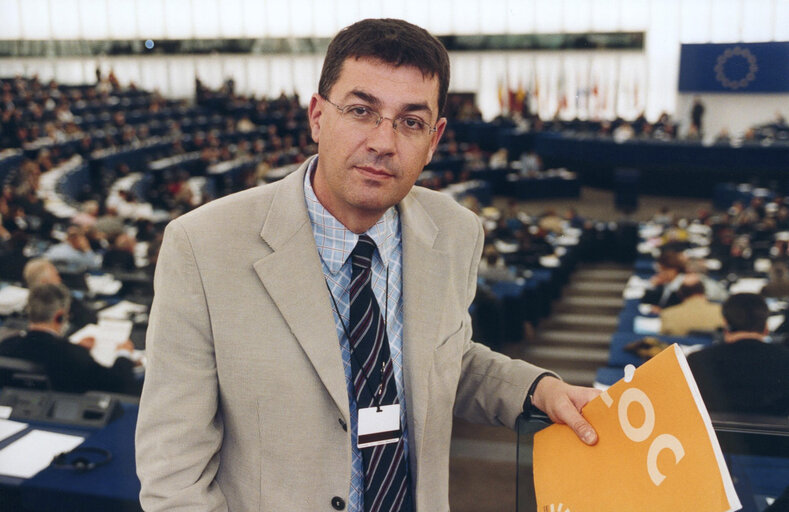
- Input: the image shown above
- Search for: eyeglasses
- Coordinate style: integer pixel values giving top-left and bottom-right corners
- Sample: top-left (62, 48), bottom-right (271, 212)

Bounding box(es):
top-left (322, 96), bottom-right (437, 139)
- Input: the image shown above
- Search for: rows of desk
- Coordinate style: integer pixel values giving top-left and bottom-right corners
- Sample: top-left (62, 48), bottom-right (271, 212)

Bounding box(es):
top-left (593, 254), bottom-right (789, 511)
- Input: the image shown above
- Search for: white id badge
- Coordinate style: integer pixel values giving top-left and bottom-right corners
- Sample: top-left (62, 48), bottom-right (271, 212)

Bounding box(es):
top-left (357, 404), bottom-right (401, 449)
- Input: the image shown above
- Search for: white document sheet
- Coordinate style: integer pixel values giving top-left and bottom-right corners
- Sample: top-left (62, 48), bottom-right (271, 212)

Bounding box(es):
top-left (0, 419), bottom-right (27, 442)
top-left (0, 430), bottom-right (85, 478)
top-left (69, 319), bottom-right (134, 367)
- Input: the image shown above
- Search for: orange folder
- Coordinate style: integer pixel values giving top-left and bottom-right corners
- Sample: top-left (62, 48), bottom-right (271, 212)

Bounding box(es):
top-left (534, 344), bottom-right (741, 512)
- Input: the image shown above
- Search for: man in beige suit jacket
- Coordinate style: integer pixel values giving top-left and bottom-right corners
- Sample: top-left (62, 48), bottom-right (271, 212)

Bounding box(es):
top-left (660, 275), bottom-right (725, 336)
top-left (136, 18), bottom-right (599, 512)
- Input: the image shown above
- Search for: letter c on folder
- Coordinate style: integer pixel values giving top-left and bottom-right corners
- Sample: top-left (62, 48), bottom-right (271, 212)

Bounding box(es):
top-left (646, 433), bottom-right (685, 486)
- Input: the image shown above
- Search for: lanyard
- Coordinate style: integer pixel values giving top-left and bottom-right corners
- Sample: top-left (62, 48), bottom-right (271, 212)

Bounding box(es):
top-left (326, 265), bottom-right (391, 409)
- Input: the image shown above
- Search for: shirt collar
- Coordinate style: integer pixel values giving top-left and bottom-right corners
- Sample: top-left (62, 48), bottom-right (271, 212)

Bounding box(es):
top-left (304, 158), bottom-right (399, 274)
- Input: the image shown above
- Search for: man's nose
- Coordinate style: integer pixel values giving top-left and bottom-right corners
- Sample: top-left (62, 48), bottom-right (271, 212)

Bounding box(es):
top-left (366, 118), bottom-right (397, 155)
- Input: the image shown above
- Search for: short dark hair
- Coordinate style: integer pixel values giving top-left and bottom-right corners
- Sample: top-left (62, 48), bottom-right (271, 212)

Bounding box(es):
top-left (678, 279), bottom-right (705, 300)
top-left (318, 18), bottom-right (450, 116)
top-left (26, 283), bottom-right (70, 324)
top-left (722, 293), bottom-right (769, 333)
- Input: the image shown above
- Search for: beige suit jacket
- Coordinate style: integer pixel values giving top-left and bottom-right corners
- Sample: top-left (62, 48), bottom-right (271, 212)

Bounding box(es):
top-left (659, 295), bottom-right (725, 336)
top-left (135, 157), bottom-right (545, 511)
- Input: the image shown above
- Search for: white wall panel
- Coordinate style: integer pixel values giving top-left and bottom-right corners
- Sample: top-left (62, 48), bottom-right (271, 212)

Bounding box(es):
top-left (619, 0), bottom-right (648, 31)
top-left (108, 58), bottom-right (142, 87)
top-left (776, 0), bottom-right (789, 40)
top-left (449, 53), bottom-right (481, 92)
top-left (193, 0), bottom-right (221, 38)
top-left (450, 0), bottom-right (481, 35)
top-left (479, 53), bottom-right (507, 118)
top-left (20, 0), bottom-right (51, 39)
top-left (708, 0), bottom-right (740, 42)
top-left (505, 0), bottom-right (534, 33)
top-left (221, 56), bottom-right (249, 94)
top-left (78, 0), bottom-right (109, 39)
top-left (218, 0), bottom-right (243, 38)
top-left (139, 59), bottom-right (170, 94)
top-left (426, 0), bottom-right (452, 35)
top-left (136, 0), bottom-right (166, 39)
top-left (167, 58), bottom-right (197, 98)
top-left (290, 0), bottom-right (314, 37)
top-left (335, 0), bottom-right (362, 33)
top-left (291, 55), bottom-right (320, 102)
top-left (0, 0), bottom-right (23, 39)
top-left (164, 0), bottom-right (194, 39)
top-left (402, 0), bottom-right (431, 32)
top-left (54, 58), bottom-right (87, 84)
top-left (357, 0), bottom-right (384, 23)
top-left (241, 0), bottom-right (266, 38)
top-left (534, 0), bottom-right (562, 33)
top-left (268, 56), bottom-right (294, 97)
top-left (741, 0), bottom-right (774, 41)
top-left (194, 56), bottom-right (224, 89)
top-left (679, 0), bottom-right (711, 43)
top-left (50, 0), bottom-right (82, 39)
top-left (479, 0), bottom-right (508, 35)
top-left (380, 0), bottom-right (406, 21)
top-left (591, 0), bottom-right (620, 32)
top-left (247, 59), bottom-right (272, 96)
top-left (311, 0), bottom-right (336, 37)
top-left (107, 0), bottom-right (138, 39)
top-left (562, 0), bottom-right (592, 33)
top-left (264, 0), bottom-right (290, 37)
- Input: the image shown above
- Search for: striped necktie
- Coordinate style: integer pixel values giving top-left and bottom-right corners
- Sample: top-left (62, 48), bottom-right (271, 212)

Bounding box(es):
top-left (349, 235), bottom-right (413, 512)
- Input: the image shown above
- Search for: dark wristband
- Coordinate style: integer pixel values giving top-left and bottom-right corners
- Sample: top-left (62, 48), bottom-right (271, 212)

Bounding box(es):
top-left (522, 372), bottom-right (554, 418)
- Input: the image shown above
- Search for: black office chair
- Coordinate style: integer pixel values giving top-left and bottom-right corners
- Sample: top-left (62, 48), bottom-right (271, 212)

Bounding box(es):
top-left (0, 355), bottom-right (51, 390)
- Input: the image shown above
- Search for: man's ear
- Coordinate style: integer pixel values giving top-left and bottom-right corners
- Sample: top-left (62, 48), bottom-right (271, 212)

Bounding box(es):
top-left (308, 94), bottom-right (323, 144)
top-left (53, 308), bottom-right (66, 325)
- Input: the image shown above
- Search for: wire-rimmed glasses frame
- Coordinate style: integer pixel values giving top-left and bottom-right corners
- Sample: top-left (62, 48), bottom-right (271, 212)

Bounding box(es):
top-left (320, 95), bottom-right (438, 139)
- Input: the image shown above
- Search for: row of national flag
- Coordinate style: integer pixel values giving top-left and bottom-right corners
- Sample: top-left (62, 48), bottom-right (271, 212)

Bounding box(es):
top-left (497, 67), bottom-right (643, 121)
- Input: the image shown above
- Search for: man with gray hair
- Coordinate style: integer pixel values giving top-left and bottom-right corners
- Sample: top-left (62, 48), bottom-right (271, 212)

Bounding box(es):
top-left (0, 283), bottom-right (140, 394)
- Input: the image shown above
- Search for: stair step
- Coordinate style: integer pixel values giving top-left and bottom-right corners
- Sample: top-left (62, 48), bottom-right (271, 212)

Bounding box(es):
top-left (566, 281), bottom-right (626, 292)
top-left (533, 330), bottom-right (612, 347)
top-left (557, 296), bottom-right (624, 308)
top-left (571, 269), bottom-right (633, 281)
top-left (522, 345), bottom-right (609, 365)
top-left (540, 313), bottom-right (619, 331)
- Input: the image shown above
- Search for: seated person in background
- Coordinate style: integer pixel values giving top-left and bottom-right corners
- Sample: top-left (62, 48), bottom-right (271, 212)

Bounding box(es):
top-left (761, 260), bottom-right (789, 299)
top-left (23, 258), bottom-right (97, 334)
top-left (0, 284), bottom-right (140, 395)
top-left (687, 293), bottom-right (789, 415)
top-left (43, 225), bottom-right (101, 274)
top-left (659, 275), bottom-right (724, 336)
top-left (642, 249), bottom-right (686, 311)
top-left (102, 232), bottom-right (137, 272)
top-left (478, 244), bottom-right (516, 282)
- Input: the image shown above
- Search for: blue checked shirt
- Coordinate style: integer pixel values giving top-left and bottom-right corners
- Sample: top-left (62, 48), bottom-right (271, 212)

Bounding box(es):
top-left (304, 160), bottom-right (410, 512)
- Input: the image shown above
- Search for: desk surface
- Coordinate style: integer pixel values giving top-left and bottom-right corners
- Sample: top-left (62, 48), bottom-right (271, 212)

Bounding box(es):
top-left (4, 402), bottom-right (141, 511)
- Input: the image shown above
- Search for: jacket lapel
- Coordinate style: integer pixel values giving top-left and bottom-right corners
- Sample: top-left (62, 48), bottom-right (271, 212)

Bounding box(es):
top-left (252, 159), bottom-right (350, 422)
top-left (399, 193), bottom-right (451, 470)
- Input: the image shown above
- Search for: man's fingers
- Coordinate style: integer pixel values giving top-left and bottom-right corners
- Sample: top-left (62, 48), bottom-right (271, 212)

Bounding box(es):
top-left (555, 399), bottom-right (598, 446)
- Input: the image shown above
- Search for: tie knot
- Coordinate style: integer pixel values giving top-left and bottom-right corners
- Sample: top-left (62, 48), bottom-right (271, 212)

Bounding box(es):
top-left (351, 234), bottom-right (377, 270)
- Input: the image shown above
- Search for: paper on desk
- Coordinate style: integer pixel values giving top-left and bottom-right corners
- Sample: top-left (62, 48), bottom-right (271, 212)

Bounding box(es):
top-left (728, 278), bottom-right (767, 294)
top-left (534, 345), bottom-right (740, 512)
top-left (97, 300), bottom-right (147, 321)
top-left (0, 285), bottom-right (29, 315)
top-left (0, 430), bottom-right (85, 478)
top-left (69, 319), bottom-right (133, 367)
top-left (86, 273), bottom-right (123, 296)
top-left (0, 419), bottom-right (27, 442)
top-left (634, 315), bottom-right (662, 334)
